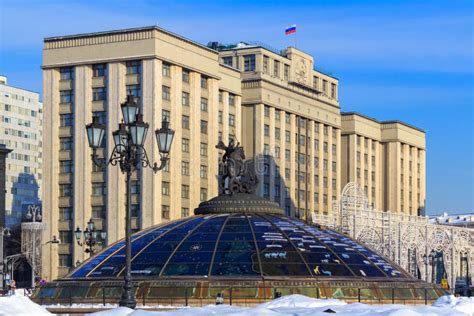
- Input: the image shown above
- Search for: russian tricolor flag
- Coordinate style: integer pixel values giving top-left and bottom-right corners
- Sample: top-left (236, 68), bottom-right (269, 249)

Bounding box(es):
top-left (285, 24), bottom-right (296, 35)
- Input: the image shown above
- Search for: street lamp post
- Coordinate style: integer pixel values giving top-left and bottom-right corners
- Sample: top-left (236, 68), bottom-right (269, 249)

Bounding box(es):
top-left (85, 95), bottom-right (174, 308)
top-left (74, 219), bottom-right (107, 255)
top-left (0, 228), bottom-right (11, 290)
top-left (25, 205), bottom-right (41, 289)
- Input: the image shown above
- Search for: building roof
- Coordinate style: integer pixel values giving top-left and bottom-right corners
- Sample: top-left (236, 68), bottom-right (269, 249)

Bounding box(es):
top-left (44, 25), bottom-right (219, 54)
top-left (341, 112), bottom-right (425, 133)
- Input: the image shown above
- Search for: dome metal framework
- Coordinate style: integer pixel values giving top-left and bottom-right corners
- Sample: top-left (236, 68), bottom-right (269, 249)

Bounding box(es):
top-left (70, 213), bottom-right (409, 280)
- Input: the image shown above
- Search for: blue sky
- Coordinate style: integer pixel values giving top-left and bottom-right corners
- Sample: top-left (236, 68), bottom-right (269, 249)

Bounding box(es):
top-left (0, 0), bottom-right (472, 215)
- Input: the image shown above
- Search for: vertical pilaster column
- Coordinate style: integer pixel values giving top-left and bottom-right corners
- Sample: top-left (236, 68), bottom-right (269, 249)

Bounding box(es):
top-left (367, 138), bottom-right (373, 206)
top-left (42, 68), bottom-right (60, 281)
top-left (374, 141), bottom-right (382, 210)
top-left (327, 126), bottom-right (334, 211)
top-left (269, 107), bottom-right (276, 201)
top-left (336, 128), bottom-right (342, 210)
top-left (309, 121), bottom-right (315, 214)
top-left (189, 72), bottom-right (201, 210)
top-left (318, 123), bottom-right (324, 213)
top-left (278, 110), bottom-right (286, 206)
top-left (235, 95), bottom-right (242, 142)
top-left (402, 143), bottom-right (409, 214)
top-left (222, 91), bottom-right (229, 142)
top-left (254, 104), bottom-right (265, 196)
top-left (420, 149), bottom-right (426, 213)
top-left (73, 65), bottom-right (92, 263)
top-left (141, 59), bottom-right (162, 227)
top-left (169, 66), bottom-right (182, 219)
top-left (106, 62), bottom-right (126, 241)
top-left (289, 114), bottom-right (297, 216)
top-left (208, 78), bottom-right (219, 198)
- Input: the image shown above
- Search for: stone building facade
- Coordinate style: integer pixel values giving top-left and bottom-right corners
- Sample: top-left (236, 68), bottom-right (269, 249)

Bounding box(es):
top-left (42, 26), bottom-right (426, 280)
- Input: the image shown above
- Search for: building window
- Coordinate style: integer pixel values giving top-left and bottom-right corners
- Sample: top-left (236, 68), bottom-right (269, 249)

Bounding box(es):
top-left (322, 79), bottom-right (328, 93)
top-left (59, 160), bottom-right (73, 173)
top-left (92, 182), bottom-right (106, 196)
top-left (219, 90), bottom-right (223, 103)
top-left (285, 131), bottom-right (290, 143)
top-left (323, 142), bottom-right (328, 153)
top-left (126, 84), bottom-right (141, 98)
top-left (285, 150), bottom-right (290, 161)
top-left (162, 205), bottom-right (170, 219)
top-left (126, 60), bottom-right (141, 74)
top-left (222, 56), bottom-right (233, 67)
top-left (243, 54), bottom-right (256, 71)
top-left (162, 85), bottom-right (171, 101)
top-left (285, 113), bottom-right (291, 123)
top-left (59, 254), bottom-right (72, 267)
top-left (201, 76), bottom-right (208, 89)
top-left (332, 178), bottom-right (336, 188)
top-left (313, 76), bottom-right (318, 89)
top-left (182, 138), bottom-right (190, 152)
top-left (264, 105), bottom-right (270, 117)
top-left (200, 188), bottom-right (207, 201)
top-left (60, 67), bottom-right (74, 80)
top-left (162, 181), bottom-right (170, 195)
top-left (162, 110), bottom-right (170, 122)
top-left (93, 111), bottom-right (107, 125)
top-left (181, 184), bottom-right (190, 199)
top-left (218, 111), bottom-right (223, 124)
top-left (60, 114), bottom-right (74, 127)
top-left (225, 113), bottom-right (234, 127)
top-left (92, 206), bottom-right (106, 219)
top-left (228, 94), bottom-right (235, 106)
top-left (182, 115), bottom-right (190, 129)
top-left (60, 137), bottom-right (73, 151)
top-left (200, 165), bottom-right (208, 178)
top-left (162, 63), bottom-right (171, 77)
top-left (200, 97), bottom-right (208, 112)
top-left (92, 87), bottom-right (107, 101)
top-left (182, 69), bottom-right (190, 83)
top-left (131, 180), bottom-right (140, 194)
top-left (59, 207), bottom-right (73, 220)
top-left (314, 157), bottom-right (319, 168)
top-left (332, 161), bottom-right (336, 171)
top-left (200, 120), bottom-right (208, 134)
top-left (284, 64), bottom-right (290, 80)
top-left (60, 90), bottom-right (73, 104)
top-left (263, 55), bottom-right (269, 74)
top-left (130, 204), bottom-right (140, 217)
top-left (92, 64), bottom-right (106, 77)
top-left (323, 159), bottom-right (328, 170)
top-left (273, 60), bottom-right (280, 77)
top-left (275, 109), bottom-right (280, 120)
top-left (357, 168), bottom-right (361, 178)
top-left (181, 161), bottom-right (190, 175)
top-left (181, 207), bottom-right (189, 217)
top-left (275, 128), bottom-right (281, 140)
top-left (331, 83), bottom-right (336, 98)
top-left (200, 142), bottom-right (208, 157)
top-left (314, 174), bottom-right (319, 185)
top-left (59, 184), bottom-right (73, 197)
top-left (182, 92), bottom-right (190, 106)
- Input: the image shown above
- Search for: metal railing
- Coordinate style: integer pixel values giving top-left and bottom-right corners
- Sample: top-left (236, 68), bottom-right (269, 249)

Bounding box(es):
top-left (34, 285), bottom-right (445, 308)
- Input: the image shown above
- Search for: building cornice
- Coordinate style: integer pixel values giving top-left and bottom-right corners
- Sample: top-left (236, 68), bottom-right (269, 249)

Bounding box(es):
top-left (44, 25), bottom-right (218, 54)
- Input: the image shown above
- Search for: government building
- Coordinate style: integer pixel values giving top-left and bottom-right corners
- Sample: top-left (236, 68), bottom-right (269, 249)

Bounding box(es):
top-left (41, 26), bottom-right (426, 280)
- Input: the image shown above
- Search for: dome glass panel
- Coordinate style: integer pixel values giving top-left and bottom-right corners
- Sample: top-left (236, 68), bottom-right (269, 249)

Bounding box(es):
top-left (69, 213), bottom-right (411, 280)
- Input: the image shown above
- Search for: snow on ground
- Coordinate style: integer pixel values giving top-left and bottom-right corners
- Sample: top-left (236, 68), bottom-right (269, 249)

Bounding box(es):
top-left (0, 291), bottom-right (51, 316)
top-left (89, 294), bottom-right (474, 316)
top-left (1, 290), bottom-right (473, 316)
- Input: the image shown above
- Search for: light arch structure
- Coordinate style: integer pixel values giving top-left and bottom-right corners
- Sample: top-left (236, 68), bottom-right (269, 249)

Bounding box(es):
top-left (313, 182), bottom-right (474, 289)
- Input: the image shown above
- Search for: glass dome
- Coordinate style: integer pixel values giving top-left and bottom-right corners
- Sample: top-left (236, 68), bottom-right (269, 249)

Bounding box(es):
top-left (69, 213), bottom-right (409, 280)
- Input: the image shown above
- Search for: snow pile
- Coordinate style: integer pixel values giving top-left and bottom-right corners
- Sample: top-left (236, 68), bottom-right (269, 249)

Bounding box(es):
top-left (0, 292), bottom-right (51, 316)
top-left (88, 294), bottom-right (473, 316)
top-left (433, 295), bottom-right (474, 315)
